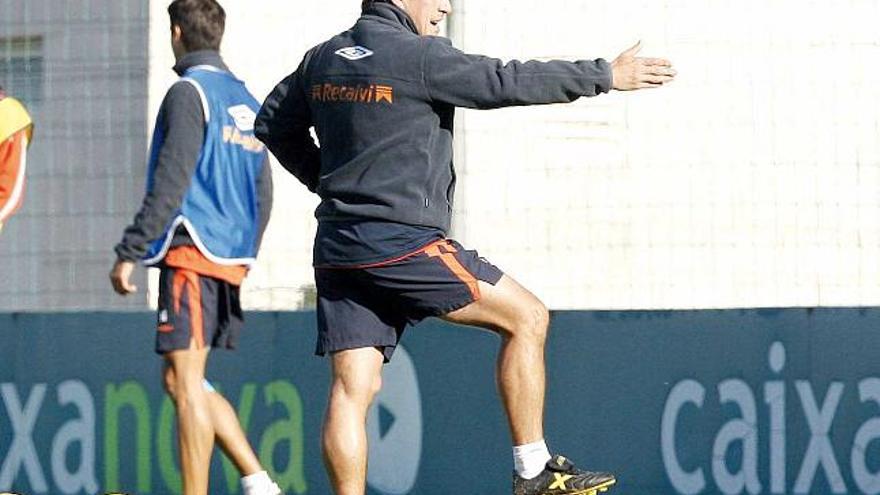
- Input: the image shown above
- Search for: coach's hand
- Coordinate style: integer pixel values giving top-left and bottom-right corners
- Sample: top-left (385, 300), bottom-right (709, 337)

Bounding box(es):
top-left (611, 41), bottom-right (676, 91)
top-left (110, 259), bottom-right (138, 295)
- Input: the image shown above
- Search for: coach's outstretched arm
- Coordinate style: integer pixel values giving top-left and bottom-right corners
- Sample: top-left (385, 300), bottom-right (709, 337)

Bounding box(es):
top-left (423, 39), bottom-right (675, 109)
top-left (255, 63), bottom-right (321, 193)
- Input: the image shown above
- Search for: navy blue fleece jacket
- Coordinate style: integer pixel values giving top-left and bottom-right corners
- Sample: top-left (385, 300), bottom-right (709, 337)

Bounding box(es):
top-left (255, 3), bottom-right (611, 234)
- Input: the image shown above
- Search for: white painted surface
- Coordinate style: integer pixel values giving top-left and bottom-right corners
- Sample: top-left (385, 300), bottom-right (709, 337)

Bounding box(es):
top-left (2, 0), bottom-right (879, 310)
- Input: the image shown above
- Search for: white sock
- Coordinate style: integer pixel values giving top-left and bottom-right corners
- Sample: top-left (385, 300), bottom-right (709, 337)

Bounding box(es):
top-left (513, 439), bottom-right (551, 479)
top-left (241, 471), bottom-right (278, 495)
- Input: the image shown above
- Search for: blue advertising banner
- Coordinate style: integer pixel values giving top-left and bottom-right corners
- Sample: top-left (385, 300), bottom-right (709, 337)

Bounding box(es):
top-left (1, 309), bottom-right (879, 494)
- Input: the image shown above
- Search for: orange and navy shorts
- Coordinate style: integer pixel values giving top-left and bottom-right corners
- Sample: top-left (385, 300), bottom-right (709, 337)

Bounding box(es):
top-left (155, 266), bottom-right (243, 354)
top-left (315, 239), bottom-right (503, 362)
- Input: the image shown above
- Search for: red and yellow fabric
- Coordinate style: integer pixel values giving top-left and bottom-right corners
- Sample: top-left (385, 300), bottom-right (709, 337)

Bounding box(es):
top-left (0, 97), bottom-right (33, 231)
top-left (0, 97), bottom-right (33, 143)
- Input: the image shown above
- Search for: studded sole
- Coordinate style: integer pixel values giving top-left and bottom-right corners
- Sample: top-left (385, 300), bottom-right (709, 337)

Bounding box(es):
top-left (540, 478), bottom-right (616, 495)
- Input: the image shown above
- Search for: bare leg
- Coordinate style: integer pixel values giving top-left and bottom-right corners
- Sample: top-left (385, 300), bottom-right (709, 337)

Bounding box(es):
top-left (208, 392), bottom-right (263, 475)
top-left (164, 343), bottom-right (214, 495)
top-left (321, 347), bottom-right (385, 495)
top-left (164, 363), bottom-right (263, 477)
top-left (443, 275), bottom-right (549, 445)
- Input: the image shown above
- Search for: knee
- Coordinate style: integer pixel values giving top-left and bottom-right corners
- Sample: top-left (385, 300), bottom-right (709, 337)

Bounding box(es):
top-left (333, 370), bottom-right (383, 407)
top-left (358, 372), bottom-right (384, 403)
top-left (510, 301), bottom-right (550, 344)
top-left (168, 371), bottom-right (204, 408)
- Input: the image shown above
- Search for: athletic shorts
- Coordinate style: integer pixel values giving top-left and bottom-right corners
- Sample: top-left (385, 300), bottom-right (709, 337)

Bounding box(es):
top-left (155, 266), bottom-right (243, 354)
top-left (315, 238), bottom-right (504, 362)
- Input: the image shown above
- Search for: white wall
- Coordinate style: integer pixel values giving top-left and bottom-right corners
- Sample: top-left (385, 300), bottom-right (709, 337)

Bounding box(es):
top-left (449, 0), bottom-right (880, 309)
top-left (156, 0), bottom-right (880, 311)
top-left (3, 0), bottom-right (879, 312)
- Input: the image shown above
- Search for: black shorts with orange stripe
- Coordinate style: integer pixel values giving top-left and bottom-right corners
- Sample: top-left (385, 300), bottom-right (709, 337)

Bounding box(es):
top-left (155, 266), bottom-right (244, 354)
top-left (315, 238), bottom-right (504, 362)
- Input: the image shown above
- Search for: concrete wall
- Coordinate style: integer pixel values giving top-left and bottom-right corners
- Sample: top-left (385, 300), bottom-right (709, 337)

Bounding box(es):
top-left (2, 1), bottom-right (880, 311)
top-left (448, 1), bottom-right (880, 309)
top-left (219, 0), bottom-right (880, 311)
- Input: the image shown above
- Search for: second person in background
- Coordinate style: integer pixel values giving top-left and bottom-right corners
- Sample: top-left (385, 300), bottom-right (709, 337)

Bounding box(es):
top-left (110, 1), bottom-right (277, 494)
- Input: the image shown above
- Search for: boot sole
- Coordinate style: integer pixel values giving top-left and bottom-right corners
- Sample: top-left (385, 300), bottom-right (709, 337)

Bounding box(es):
top-left (544, 478), bottom-right (616, 495)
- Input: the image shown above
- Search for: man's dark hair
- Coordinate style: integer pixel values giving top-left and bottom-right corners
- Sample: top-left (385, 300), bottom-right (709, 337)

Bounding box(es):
top-left (168, 0), bottom-right (226, 52)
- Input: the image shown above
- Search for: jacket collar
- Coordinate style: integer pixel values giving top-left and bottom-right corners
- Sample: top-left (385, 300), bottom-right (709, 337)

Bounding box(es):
top-left (173, 50), bottom-right (229, 76)
top-left (361, 2), bottom-right (420, 35)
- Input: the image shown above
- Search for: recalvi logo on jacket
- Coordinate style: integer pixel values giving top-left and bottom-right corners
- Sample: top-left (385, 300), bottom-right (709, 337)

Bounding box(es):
top-left (311, 83), bottom-right (394, 104)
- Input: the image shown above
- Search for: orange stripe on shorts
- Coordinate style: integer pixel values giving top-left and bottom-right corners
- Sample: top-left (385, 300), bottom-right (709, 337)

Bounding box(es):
top-left (172, 270), bottom-right (186, 315)
top-left (425, 241), bottom-right (480, 300)
top-left (172, 269), bottom-right (205, 349)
